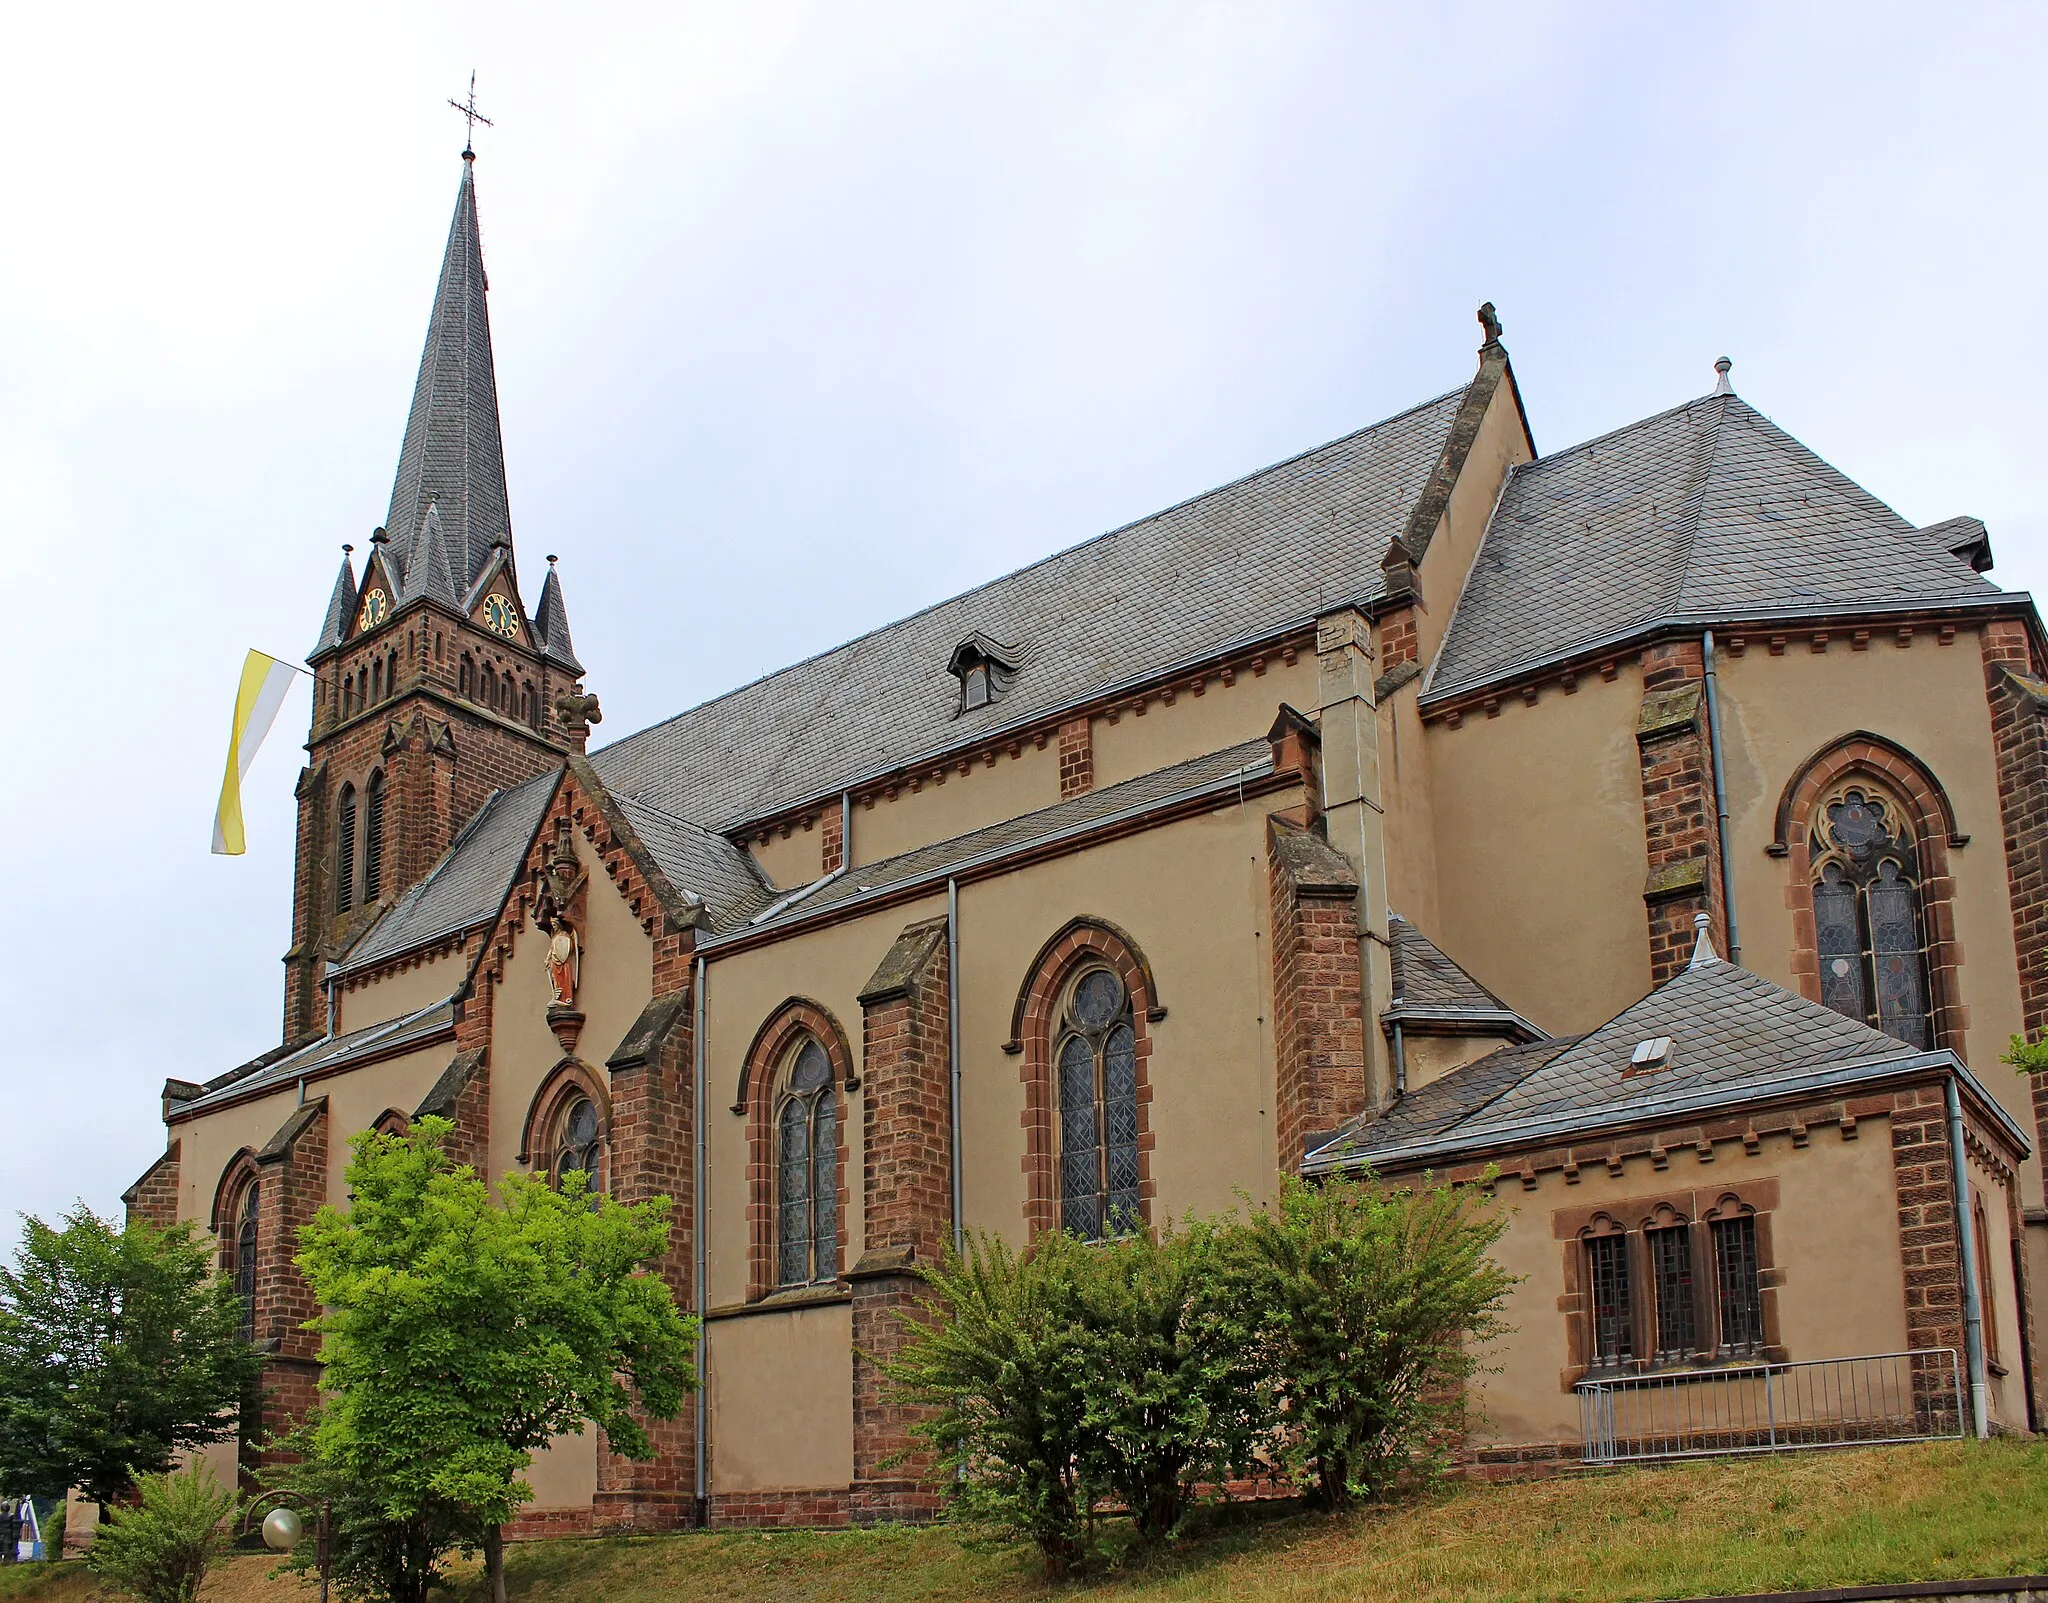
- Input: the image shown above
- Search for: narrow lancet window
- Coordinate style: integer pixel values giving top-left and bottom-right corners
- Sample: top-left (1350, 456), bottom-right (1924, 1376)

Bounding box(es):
top-left (775, 1039), bottom-right (838, 1286)
top-left (1054, 967), bottom-right (1139, 1239)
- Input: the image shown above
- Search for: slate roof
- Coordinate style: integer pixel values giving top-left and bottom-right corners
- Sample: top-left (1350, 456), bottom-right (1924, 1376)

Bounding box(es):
top-left (713, 739), bottom-right (1276, 941)
top-left (312, 552), bottom-right (358, 657)
top-left (533, 564), bottom-right (584, 674)
top-left (588, 387), bottom-right (1469, 829)
top-left (1387, 914), bottom-right (1537, 1033)
top-left (1308, 950), bottom-right (1934, 1171)
top-left (177, 997), bottom-right (457, 1117)
top-left (331, 768), bottom-right (559, 977)
top-left (1424, 390), bottom-right (2006, 704)
top-left (383, 155), bottom-right (512, 596)
top-left (611, 792), bottom-right (774, 932)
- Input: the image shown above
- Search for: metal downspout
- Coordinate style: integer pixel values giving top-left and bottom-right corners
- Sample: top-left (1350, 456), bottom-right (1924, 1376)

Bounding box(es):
top-left (1392, 1021), bottom-right (1407, 1099)
top-left (1945, 1074), bottom-right (1990, 1438)
top-left (947, 878), bottom-right (963, 1257)
top-left (693, 953), bottom-right (710, 1523)
top-left (1701, 630), bottom-right (1742, 967)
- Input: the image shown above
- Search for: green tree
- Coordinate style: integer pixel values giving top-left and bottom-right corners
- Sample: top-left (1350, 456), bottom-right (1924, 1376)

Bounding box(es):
top-left (295, 1118), bottom-right (698, 1603)
top-left (84, 1461), bottom-right (237, 1603)
top-left (2004, 1033), bottom-right (2048, 1076)
top-left (0, 1207), bottom-right (260, 1507)
top-left (1232, 1173), bottom-right (1516, 1510)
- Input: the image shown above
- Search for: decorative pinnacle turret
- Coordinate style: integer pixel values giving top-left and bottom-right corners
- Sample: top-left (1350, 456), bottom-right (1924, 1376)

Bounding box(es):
top-left (1689, 910), bottom-right (1718, 968)
top-left (1713, 356), bottom-right (1734, 396)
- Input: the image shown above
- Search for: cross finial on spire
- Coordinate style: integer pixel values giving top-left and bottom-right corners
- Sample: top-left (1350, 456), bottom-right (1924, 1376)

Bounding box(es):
top-left (448, 70), bottom-right (493, 158)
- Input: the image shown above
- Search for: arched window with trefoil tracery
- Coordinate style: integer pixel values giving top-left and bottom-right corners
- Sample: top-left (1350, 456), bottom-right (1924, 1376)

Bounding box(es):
top-left (775, 1036), bottom-right (838, 1287)
top-left (1810, 781), bottom-right (1933, 1047)
top-left (1054, 967), bottom-right (1140, 1239)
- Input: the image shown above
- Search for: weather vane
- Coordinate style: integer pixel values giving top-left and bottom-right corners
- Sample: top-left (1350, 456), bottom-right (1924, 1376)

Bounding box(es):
top-left (448, 71), bottom-right (493, 155)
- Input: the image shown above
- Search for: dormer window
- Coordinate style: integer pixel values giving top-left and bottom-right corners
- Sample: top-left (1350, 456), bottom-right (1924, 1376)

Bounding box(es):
top-left (947, 633), bottom-right (1019, 717)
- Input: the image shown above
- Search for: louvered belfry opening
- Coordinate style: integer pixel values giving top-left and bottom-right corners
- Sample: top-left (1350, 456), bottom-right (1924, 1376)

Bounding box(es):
top-left (363, 772), bottom-right (386, 903)
top-left (335, 785), bottom-right (358, 914)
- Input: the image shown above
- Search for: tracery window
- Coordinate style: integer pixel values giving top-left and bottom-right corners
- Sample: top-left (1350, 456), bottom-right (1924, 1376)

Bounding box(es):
top-left (335, 785), bottom-right (357, 914)
top-left (776, 1038), bottom-right (838, 1287)
top-left (230, 1180), bottom-right (259, 1342)
top-left (1581, 1206), bottom-right (1768, 1371)
top-left (1055, 967), bottom-right (1140, 1239)
top-left (552, 1096), bottom-right (604, 1191)
top-left (1810, 785), bottom-right (1932, 1047)
top-left (363, 771), bottom-right (386, 903)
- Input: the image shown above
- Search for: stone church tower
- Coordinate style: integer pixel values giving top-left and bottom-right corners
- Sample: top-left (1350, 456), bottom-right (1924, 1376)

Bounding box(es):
top-left (283, 150), bottom-right (594, 1043)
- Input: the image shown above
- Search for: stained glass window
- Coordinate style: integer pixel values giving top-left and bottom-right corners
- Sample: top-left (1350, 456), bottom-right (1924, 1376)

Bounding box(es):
top-left (1647, 1225), bottom-right (1697, 1361)
top-left (1712, 1215), bottom-right (1763, 1354)
top-left (776, 1039), bottom-right (838, 1286)
top-left (233, 1182), bottom-right (259, 1342)
top-left (552, 1096), bottom-right (602, 1190)
top-left (1586, 1233), bottom-right (1633, 1368)
top-left (1054, 967), bottom-right (1140, 1239)
top-left (1809, 786), bottom-right (1931, 1047)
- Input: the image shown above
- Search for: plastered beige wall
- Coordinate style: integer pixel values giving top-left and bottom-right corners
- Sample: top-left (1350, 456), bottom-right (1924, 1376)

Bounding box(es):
top-left (707, 1304), bottom-right (854, 1491)
top-left (172, 1086), bottom-right (301, 1233)
top-left (318, 1043), bottom-right (456, 1204)
top-left (1713, 631), bottom-right (2033, 1196)
top-left (848, 740), bottom-right (1060, 866)
top-left (337, 946), bottom-right (468, 1033)
top-left (1470, 1123), bottom-right (1906, 1447)
top-left (488, 828), bottom-right (654, 1181)
top-left (1091, 659), bottom-right (1317, 791)
top-left (701, 895), bottom-right (945, 1305)
top-left (1399, 1033), bottom-right (1511, 1095)
top-left (1411, 378), bottom-right (1535, 666)
top-left (524, 1428), bottom-right (599, 1509)
top-left (1427, 665), bottom-right (1651, 1034)
top-left (747, 825), bottom-right (821, 893)
top-left (1379, 680), bottom-right (1443, 936)
top-left (1965, 1148), bottom-right (2027, 1430)
top-left (956, 795), bottom-right (1286, 1239)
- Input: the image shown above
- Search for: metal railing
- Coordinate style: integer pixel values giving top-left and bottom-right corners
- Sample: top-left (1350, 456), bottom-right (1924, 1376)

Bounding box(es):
top-left (1576, 1348), bottom-right (1964, 1465)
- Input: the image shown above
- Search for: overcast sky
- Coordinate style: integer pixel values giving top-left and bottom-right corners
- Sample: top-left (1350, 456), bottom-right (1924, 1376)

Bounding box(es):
top-left (2, 3), bottom-right (2042, 1240)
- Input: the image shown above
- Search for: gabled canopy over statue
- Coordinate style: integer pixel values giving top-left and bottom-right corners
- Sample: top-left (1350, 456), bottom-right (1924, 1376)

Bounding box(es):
top-left (533, 816), bottom-right (588, 1011)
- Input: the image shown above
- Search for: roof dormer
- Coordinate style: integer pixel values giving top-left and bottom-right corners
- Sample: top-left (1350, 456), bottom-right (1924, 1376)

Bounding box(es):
top-left (947, 633), bottom-right (1019, 716)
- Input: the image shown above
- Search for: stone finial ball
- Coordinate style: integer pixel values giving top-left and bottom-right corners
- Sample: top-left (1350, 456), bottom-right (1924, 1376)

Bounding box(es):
top-left (261, 1506), bottom-right (304, 1552)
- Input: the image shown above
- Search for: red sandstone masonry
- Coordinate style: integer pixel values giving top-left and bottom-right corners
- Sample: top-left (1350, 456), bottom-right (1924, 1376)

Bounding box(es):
top-left (1057, 717), bottom-right (1094, 799)
top-left (1267, 817), bottom-right (1368, 1170)
top-left (1981, 621), bottom-right (2048, 1195)
top-left (1637, 641), bottom-right (1726, 984)
top-left (122, 1142), bottom-right (181, 1229)
top-left (252, 1100), bottom-right (328, 1475)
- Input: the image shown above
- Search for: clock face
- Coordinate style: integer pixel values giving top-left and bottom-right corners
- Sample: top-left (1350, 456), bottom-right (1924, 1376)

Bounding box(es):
top-left (356, 586), bottom-right (391, 632)
top-left (482, 594), bottom-right (521, 640)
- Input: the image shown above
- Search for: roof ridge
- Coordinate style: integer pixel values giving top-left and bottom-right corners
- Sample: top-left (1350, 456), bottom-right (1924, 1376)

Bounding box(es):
top-left (590, 385), bottom-right (1468, 769)
top-left (1663, 394), bottom-right (1732, 615)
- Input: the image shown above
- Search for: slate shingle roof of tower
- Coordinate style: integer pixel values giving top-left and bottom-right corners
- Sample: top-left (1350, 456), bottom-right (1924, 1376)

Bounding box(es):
top-left (331, 768), bottom-right (559, 978)
top-left (588, 387), bottom-right (1469, 829)
top-left (1310, 953), bottom-right (1929, 1170)
top-left (533, 564), bottom-right (584, 674)
top-left (383, 156), bottom-right (513, 600)
top-left (312, 551), bottom-right (359, 657)
top-left (1422, 390), bottom-right (2005, 705)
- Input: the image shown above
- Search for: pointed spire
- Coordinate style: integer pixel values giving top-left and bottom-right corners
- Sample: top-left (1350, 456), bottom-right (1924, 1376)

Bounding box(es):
top-left (405, 501), bottom-right (462, 608)
top-left (1688, 911), bottom-right (1720, 969)
top-left (383, 153), bottom-right (512, 601)
top-left (312, 544), bottom-right (359, 657)
top-left (533, 554), bottom-right (584, 675)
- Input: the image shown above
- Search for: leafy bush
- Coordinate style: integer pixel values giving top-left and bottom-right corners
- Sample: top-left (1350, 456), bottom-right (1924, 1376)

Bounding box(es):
top-left (85, 1462), bottom-right (236, 1603)
top-left (263, 1419), bottom-right (476, 1603)
top-left (883, 1173), bottom-right (1515, 1570)
top-left (1233, 1174), bottom-right (1515, 1509)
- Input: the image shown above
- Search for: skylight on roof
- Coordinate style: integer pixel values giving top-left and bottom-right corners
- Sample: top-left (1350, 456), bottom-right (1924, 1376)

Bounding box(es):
top-left (1626, 1037), bottom-right (1672, 1075)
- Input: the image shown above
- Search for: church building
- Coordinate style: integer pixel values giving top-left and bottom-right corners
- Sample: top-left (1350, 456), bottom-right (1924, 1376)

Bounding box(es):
top-left (122, 148), bottom-right (2048, 1529)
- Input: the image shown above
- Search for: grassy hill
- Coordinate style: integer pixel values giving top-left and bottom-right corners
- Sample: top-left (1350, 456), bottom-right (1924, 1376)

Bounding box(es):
top-left (6, 1439), bottom-right (2048, 1602)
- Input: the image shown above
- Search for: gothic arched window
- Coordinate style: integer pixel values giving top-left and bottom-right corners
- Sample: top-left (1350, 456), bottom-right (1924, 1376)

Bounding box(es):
top-left (1811, 784), bottom-right (1932, 1048)
top-left (459, 654), bottom-right (474, 698)
top-left (552, 1095), bottom-right (604, 1191)
top-left (335, 785), bottom-right (358, 914)
top-left (230, 1179), bottom-right (259, 1342)
top-left (1054, 967), bottom-right (1140, 1239)
top-left (776, 1037), bottom-right (838, 1287)
top-left (363, 771), bottom-right (386, 903)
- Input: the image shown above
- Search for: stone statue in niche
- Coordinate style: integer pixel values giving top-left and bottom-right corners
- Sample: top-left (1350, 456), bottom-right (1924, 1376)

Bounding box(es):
top-left (533, 815), bottom-right (590, 1050)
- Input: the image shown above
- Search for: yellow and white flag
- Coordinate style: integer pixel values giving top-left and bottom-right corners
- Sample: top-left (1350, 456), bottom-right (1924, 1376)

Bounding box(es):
top-left (213, 650), bottom-right (305, 856)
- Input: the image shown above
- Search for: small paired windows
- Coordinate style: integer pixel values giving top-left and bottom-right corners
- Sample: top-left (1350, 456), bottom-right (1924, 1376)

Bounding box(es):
top-left (1584, 1208), bottom-right (1765, 1370)
top-left (947, 634), bottom-right (1019, 717)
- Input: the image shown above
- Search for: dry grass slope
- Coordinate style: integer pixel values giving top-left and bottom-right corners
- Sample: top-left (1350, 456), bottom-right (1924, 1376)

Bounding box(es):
top-left (4, 1441), bottom-right (2046, 1602)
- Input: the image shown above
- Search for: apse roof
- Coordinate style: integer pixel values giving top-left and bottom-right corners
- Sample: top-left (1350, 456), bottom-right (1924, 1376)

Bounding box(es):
top-left (1423, 390), bottom-right (2006, 704)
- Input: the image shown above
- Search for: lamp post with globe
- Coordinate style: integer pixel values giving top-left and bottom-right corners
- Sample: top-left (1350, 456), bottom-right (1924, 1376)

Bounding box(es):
top-left (242, 1490), bottom-right (331, 1603)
